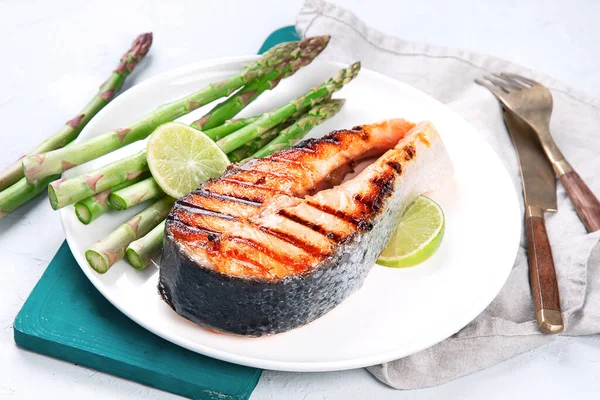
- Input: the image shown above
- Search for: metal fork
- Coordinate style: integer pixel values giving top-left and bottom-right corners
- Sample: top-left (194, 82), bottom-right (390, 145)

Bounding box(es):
top-left (476, 73), bottom-right (600, 232)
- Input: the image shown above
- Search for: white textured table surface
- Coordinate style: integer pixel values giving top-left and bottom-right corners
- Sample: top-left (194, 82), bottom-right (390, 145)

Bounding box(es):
top-left (1, 0), bottom-right (599, 399)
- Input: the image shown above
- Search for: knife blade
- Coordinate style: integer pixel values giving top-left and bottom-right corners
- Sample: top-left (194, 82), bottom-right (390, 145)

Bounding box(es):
top-left (505, 112), bottom-right (557, 212)
top-left (503, 110), bottom-right (563, 334)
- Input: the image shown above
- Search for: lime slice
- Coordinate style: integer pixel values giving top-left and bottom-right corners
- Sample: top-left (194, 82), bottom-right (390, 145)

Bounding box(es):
top-left (147, 122), bottom-right (230, 198)
top-left (377, 196), bottom-right (445, 268)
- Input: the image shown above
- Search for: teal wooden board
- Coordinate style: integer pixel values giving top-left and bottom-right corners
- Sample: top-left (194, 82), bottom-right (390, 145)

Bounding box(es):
top-left (14, 242), bottom-right (261, 400)
top-left (13, 26), bottom-right (299, 400)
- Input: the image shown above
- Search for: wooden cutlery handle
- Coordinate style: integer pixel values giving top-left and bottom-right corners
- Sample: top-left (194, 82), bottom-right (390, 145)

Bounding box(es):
top-left (559, 170), bottom-right (600, 233)
top-left (525, 208), bottom-right (564, 334)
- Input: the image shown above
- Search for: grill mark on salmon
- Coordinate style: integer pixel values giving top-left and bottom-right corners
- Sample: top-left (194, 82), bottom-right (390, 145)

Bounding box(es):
top-left (167, 219), bottom-right (218, 248)
top-left (183, 190), bottom-right (260, 219)
top-left (257, 225), bottom-right (329, 257)
top-left (213, 242), bottom-right (272, 277)
top-left (192, 189), bottom-right (262, 207)
top-left (220, 235), bottom-right (313, 273)
top-left (387, 160), bottom-right (402, 174)
top-left (277, 208), bottom-right (345, 243)
top-left (176, 201), bottom-right (237, 220)
top-left (403, 144), bottom-right (416, 160)
top-left (208, 179), bottom-right (280, 203)
top-left (353, 171), bottom-right (396, 215)
top-left (304, 201), bottom-right (360, 226)
top-left (221, 174), bottom-right (290, 193)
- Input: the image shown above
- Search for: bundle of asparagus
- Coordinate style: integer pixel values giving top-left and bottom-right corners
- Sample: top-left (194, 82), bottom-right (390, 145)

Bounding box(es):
top-left (21, 36), bottom-right (330, 183)
top-left (0, 33), bottom-right (153, 219)
top-left (3, 31), bottom-right (362, 273)
top-left (82, 62), bottom-right (358, 273)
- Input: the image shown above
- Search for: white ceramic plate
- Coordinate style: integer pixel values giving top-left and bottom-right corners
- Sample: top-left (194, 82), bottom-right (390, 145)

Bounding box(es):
top-left (61, 57), bottom-right (521, 372)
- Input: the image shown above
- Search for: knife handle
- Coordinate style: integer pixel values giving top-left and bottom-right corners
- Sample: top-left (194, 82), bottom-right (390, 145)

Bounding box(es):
top-left (559, 169), bottom-right (600, 233)
top-left (525, 206), bottom-right (564, 334)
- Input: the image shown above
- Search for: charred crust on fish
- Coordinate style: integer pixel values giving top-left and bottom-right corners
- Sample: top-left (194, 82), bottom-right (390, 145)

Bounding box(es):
top-left (176, 201), bottom-right (237, 220)
top-left (258, 226), bottom-right (329, 257)
top-left (277, 209), bottom-right (345, 243)
top-left (354, 171), bottom-right (395, 215)
top-left (387, 160), bottom-right (402, 174)
top-left (224, 236), bottom-right (310, 270)
top-left (306, 201), bottom-right (361, 226)
top-left (403, 144), bottom-right (416, 160)
top-left (192, 189), bottom-right (263, 207)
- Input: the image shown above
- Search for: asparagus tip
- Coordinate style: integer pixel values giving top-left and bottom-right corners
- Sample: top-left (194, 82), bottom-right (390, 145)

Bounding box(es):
top-left (132, 32), bottom-right (153, 52)
top-left (301, 35), bottom-right (331, 50)
top-left (118, 32), bottom-right (154, 75)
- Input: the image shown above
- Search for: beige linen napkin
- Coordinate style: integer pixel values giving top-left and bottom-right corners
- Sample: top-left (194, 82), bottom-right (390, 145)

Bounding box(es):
top-left (297, 0), bottom-right (600, 389)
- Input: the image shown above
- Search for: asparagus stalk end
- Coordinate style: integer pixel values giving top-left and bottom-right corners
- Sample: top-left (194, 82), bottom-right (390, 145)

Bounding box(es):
top-left (108, 176), bottom-right (164, 210)
top-left (125, 219), bottom-right (166, 269)
top-left (74, 202), bottom-right (93, 225)
top-left (125, 247), bottom-right (144, 270)
top-left (86, 196), bottom-right (174, 273)
top-left (85, 249), bottom-right (111, 273)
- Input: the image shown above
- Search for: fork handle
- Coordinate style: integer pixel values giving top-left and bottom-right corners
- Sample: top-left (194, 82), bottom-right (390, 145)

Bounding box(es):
top-left (525, 206), bottom-right (564, 334)
top-left (559, 169), bottom-right (600, 233)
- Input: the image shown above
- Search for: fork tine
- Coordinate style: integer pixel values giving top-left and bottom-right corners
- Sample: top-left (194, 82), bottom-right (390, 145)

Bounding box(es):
top-left (496, 73), bottom-right (526, 89)
top-left (475, 78), bottom-right (506, 99)
top-left (484, 76), bottom-right (513, 93)
top-left (501, 73), bottom-right (538, 87)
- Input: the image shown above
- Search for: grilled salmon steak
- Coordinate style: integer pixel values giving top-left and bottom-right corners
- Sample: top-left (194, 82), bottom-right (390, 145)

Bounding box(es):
top-left (159, 119), bottom-right (452, 336)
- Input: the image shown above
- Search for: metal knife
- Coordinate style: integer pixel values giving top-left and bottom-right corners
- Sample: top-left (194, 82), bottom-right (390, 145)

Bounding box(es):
top-left (503, 110), bottom-right (564, 334)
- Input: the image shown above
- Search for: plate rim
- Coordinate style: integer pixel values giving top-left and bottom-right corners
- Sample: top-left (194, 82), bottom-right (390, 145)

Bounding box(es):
top-left (61, 55), bottom-right (522, 372)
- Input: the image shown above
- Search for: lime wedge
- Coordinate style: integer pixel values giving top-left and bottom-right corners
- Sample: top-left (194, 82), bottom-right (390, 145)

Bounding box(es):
top-left (377, 196), bottom-right (445, 268)
top-left (147, 122), bottom-right (230, 198)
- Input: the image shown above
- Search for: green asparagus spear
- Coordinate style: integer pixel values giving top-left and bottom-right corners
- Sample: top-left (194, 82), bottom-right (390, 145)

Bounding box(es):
top-left (109, 176), bottom-right (164, 210)
top-left (74, 172), bottom-right (150, 225)
top-left (0, 33), bottom-right (153, 192)
top-left (249, 99), bottom-right (346, 160)
top-left (22, 39), bottom-right (306, 183)
top-left (48, 151), bottom-right (148, 210)
top-left (125, 220), bottom-right (166, 269)
top-left (85, 196), bottom-right (175, 273)
top-left (202, 99), bottom-right (311, 142)
top-left (228, 124), bottom-right (288, 163)
top-left (217, 62), bottom-right (360, 154)
top-left (190, 35), bottom-right (330, 131)
top-left (202, 116), bottom-right (258, 141)
top-left (0, 175), bottom-right (58, 220)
